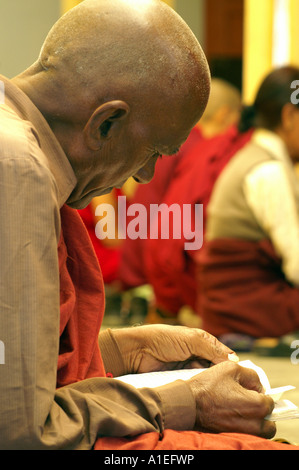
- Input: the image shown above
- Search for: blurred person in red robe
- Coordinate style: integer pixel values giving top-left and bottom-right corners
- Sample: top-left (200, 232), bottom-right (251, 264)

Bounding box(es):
top-left (145, 126), bottom-right (253, 325)
top-left (196, 66), bottom-right (299, 345)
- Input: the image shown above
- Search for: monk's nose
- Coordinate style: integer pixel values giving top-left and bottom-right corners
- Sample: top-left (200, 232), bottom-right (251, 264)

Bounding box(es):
top-left (133, 157), bottom-right (157, 184)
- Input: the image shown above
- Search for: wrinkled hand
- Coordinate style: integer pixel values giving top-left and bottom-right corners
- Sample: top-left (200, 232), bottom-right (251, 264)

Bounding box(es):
top-left (188, 361), bottom-right (276, 439)
top-left (111, 324), bottom-right (237, 374)
top-left (111, 325), bottom-right (275, 438)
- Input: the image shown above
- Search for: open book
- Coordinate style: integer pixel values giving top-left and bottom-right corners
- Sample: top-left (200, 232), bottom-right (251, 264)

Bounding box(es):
top-left (117, 360), bottom-right (298, 421)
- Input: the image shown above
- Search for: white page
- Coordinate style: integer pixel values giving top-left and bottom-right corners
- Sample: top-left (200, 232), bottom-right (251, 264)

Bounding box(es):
top-left (117, 361), bottom-right (271, 390)
top-left (116, 360), bottom-right (298, 421)
top-left (117, 367), bottom-right (206, 389)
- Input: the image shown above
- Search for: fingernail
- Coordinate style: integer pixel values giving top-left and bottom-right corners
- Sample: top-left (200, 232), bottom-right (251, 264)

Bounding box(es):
top-left (228, 353), bottom-right (239, 363)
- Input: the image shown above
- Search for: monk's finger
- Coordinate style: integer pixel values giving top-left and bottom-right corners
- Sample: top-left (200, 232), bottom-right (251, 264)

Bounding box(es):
top-left (187, 328), bottom-right (239, 365)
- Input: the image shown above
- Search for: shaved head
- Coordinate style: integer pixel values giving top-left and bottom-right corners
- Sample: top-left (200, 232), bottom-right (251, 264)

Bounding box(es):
top-left (39, 0), bottom-right (209, 114)
top-left (13, 0), bottom-right (210, 208)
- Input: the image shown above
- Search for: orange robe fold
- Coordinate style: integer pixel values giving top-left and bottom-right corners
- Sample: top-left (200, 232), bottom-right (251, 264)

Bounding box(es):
top-left (95, 430), bottom-right (298, 451)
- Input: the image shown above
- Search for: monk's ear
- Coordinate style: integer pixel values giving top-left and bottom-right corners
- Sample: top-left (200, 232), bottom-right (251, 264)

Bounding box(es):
top-left (84, 100), bottom-right (130, 150)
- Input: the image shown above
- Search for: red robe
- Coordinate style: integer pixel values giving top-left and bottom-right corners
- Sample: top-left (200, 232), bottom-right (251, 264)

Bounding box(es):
top-left (196, 238), bottom-right (299, 338)
top-left (57, 204), bottom-right (106, 386)
top-left (57, 205), bottom-right (298, 450)
top-left (77, 189), bottom-right (123, 285)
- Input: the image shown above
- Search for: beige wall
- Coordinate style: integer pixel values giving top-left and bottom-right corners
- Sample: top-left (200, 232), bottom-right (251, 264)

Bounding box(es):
top-left (0, 0), bottom-right (60, 78)
top-left (175, 0), bottom-right (206, 48)
top-left (0, 0), bottom-right (206, 79)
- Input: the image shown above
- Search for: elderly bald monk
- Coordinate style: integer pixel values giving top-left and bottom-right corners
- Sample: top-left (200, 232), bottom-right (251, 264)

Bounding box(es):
top-left (0, 0), bottom-right (293, 451)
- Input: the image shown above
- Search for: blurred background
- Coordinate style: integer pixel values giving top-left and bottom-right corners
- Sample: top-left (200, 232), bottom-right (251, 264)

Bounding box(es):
top-left (1, 0), bottom-right (299, 103)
